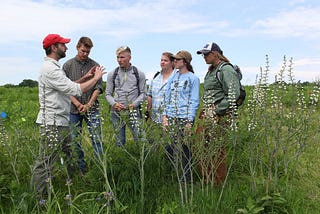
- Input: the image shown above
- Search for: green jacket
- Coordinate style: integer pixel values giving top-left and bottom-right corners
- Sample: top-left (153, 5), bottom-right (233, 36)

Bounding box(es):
top-left (202, 62), bottom-right (240, 116)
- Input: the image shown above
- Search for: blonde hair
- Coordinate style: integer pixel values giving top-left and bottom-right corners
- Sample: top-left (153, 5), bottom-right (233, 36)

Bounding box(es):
top-left (162, 52), bottom-right (174, 69)
top-left (116, 46), bottom-right (131, 56)
top-left (162, 52), bottom-right (174, 61)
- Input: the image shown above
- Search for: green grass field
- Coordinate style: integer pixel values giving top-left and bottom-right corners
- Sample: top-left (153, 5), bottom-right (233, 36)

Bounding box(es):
top-left (1, 62), bottom-right (320, 213)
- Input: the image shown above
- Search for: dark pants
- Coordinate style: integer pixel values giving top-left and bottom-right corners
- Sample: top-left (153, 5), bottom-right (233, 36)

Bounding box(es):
top-left (165, 118), bottom-right (192, 183)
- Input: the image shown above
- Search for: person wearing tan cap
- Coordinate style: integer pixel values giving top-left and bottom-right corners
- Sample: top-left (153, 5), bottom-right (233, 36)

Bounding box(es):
top-left (162, 50), bottom-right (200, 183)
top-left (31, 34), bottom-right (105, 202)
top-left (195, 42), bottom-right (240, 186)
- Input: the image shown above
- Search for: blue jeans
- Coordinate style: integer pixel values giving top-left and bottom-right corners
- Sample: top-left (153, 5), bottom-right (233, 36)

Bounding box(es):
top-left (111, 110), bottom-right (146, 146)
top-left (70, 111), bottom-right (103, 174)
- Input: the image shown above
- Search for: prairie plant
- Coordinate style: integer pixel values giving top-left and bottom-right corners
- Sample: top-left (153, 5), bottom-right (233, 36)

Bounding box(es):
top-left (193, 76), bottom-right (240, 212)
top-left (246, 55), bottom-right (319, 195)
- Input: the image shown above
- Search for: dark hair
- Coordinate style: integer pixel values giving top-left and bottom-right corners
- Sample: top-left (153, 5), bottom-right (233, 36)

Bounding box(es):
top-left (184, 60), bottom-right (194, 73)
top-left (77, 37), bottom-right (93, 49)
top-left (45, 43), bottom-right (59, 55)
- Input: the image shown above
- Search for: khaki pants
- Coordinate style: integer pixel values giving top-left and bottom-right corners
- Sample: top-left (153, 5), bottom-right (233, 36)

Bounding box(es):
top-left (31, 125), bottom-right (74, 199)
top-left (195, 110), bottom-right (230, 186)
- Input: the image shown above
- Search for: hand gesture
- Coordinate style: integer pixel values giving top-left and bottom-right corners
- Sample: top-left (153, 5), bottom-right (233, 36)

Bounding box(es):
top-left (93, 66), bottom-right (106, 80)
top-left (83, 66), bottom-right (97, 79)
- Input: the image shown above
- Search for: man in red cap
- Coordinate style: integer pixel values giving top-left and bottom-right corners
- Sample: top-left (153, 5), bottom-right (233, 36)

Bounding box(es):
top-left (31, 33), bottom-right (105, 202)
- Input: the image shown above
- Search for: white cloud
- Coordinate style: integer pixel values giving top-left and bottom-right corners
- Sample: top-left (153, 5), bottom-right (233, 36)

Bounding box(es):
top-left (254, 7), bottom-right (320, 39)
top-left (294, 57), bottom-right (320, 66)
top-left (0, 0), bottom-right (214, 44)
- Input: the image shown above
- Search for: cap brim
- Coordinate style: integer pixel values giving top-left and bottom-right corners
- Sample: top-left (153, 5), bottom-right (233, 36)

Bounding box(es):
top-left (172, 55), bottom-right (183, 59)
top-left (196, 49), bottom-right (211, 55)
top-left (59, 38), bottom-right (71, 44)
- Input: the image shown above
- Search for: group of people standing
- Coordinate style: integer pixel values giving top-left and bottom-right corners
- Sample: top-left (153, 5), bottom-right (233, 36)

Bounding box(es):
top-left (31, 33), bottom-right (241, 201)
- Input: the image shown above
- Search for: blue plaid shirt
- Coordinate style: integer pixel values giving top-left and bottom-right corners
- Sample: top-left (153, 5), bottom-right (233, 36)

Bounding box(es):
top-left (163, 71), bottom-right (200, 122)
top-left (147, 70), bottom-right (175, 123)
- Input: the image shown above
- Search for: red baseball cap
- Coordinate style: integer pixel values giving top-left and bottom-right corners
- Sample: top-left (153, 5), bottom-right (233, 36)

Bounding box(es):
top-left (42, 34), bottom-right (71, 49)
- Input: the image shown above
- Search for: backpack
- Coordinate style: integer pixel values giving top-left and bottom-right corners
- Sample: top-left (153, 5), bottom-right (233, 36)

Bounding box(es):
top-left (216, 62), bottom-right (246, 106)
top-left (112, 66), bottom-right (140, 95)
top-left (112, 66), bottom-right (142, 113)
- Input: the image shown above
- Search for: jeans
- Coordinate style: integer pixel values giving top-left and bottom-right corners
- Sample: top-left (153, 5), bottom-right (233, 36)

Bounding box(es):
top-left (70, 111), bottom-right (103, 174)
top-left (111, 110), bottom-right (146, 146)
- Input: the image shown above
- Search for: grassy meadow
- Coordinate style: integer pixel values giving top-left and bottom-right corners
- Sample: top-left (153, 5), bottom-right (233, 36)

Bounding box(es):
top-left (0, 58), bottom-right (320, 213)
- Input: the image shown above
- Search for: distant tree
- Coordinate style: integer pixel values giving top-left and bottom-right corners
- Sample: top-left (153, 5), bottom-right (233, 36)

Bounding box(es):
top-left (3, 84), bottom-right (16, 88)
top-left (18, 79), bottom-right (38, 87)
top-left (301, 81), bottom-right (311, 86)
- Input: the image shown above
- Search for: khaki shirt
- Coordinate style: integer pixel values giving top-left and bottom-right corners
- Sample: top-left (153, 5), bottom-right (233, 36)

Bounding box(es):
top-left (36, 57), bottom-right (82, 126)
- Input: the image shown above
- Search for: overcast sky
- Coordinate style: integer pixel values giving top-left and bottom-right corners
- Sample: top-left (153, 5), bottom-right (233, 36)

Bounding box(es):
top-left (1, 0), bottom-right (320, 86)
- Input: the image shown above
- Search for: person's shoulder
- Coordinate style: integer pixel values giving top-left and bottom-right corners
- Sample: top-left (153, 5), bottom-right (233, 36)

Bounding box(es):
top-left (220, 62), bottom-right (234, 71)
top-left (188, 71), bottom-right (199, 77)
top-left (64, 56), bottom-right (77, 64)
top-left (107, 69), bottom-right (116, 78)
top-left (133, 66), bottom-right (146, 77)
top-left (88, 57), bottom-right (99, 66)
top-left (62, 57), bottom-right (76, 69)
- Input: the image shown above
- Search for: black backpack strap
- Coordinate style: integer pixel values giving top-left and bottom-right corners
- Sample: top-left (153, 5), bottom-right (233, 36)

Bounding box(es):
top-left (153, 71), bottom-right (161, 79)
top-left (112, 67), bottom-right (120, 94)
top-left (132, 66), bottom-right (140, 95)
top-left (216, 62), bottom-right (232, 85)
top-left (112, 66), bottom-right (140, 95)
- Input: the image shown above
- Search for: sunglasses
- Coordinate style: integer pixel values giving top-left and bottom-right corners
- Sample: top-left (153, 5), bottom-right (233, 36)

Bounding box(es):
top-left (202, 52), bottom-right (211, 57)
top-left (174, 58), bottom-right (183, 61)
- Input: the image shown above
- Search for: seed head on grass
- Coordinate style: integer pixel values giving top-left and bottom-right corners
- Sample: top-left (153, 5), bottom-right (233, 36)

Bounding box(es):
top-left (38, 199), bottom-right (47, 206)
top-left (65, 194), bottom-right (72, 205)
top-left (65, 178), bottom-right (73, 186)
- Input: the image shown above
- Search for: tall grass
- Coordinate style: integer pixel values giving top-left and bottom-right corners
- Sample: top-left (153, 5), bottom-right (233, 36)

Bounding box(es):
top-left (0, 56), bottom-right (319, 213)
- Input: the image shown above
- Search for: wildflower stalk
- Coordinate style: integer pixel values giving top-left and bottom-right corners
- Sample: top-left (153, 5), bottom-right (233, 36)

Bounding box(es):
top-left (247, 55), bottom-right (319, 197)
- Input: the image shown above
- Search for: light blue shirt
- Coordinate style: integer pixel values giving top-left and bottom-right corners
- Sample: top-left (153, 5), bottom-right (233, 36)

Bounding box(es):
top-left (163, 71), bottom-right (200, 122)
top-left (147, 70), bottom-right (175, 123)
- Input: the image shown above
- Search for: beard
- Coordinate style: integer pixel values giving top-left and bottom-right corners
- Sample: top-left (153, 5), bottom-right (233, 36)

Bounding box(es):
top-left (56, 48), bottom-right (66, 59)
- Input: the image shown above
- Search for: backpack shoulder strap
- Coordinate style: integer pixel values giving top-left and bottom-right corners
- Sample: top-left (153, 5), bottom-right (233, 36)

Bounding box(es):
top-left (132, 66), bottom-right (140, 95)
top-left (112, 66), bottom-right (140, 95)
top-left (153, 71), bottom-right (161, 79)
top-left (216, 62), bottom-right (232, 84)
top-left (112, 67), bottom-right (120, 93)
